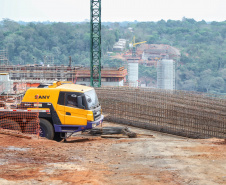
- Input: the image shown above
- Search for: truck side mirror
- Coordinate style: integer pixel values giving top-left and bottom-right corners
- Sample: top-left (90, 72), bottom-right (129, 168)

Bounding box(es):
top-left (77, 96), bottom-right (84, 109)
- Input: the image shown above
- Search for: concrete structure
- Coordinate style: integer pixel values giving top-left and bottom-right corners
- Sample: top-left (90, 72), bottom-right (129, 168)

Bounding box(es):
top-left (76, 67), bottom-right (127, 87)
top-left (127, 58), bottom-right (139, 87)
top-left (0, 65), bottom-right (77, 83)
top-left (0, 49), bottom-right (9, 66)
top-left (157, 59), bottom-right (175, 90)
top-left (0, 65), bottom-right (128, 88)
top-left (113, 39), bottom-right (127, 52)
top-left (0, 73), bottom-right (13, 94)
top-left (128, 27), bottom-right (133, 32)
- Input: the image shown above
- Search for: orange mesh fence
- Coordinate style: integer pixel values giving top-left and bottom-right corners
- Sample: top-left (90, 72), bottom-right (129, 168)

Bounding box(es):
top-left (0, 95), bottom-right (40, 136)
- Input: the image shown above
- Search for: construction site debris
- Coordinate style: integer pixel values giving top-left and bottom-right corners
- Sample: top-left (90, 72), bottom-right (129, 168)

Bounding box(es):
top-left (101, 135), bottom-right (128, 138)
top-left (89, 127), bottom-right (137, 138)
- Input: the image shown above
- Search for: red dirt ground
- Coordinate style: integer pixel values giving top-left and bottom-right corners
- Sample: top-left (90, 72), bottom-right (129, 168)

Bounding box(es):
top-left (0, 122), bottom-right (225, 185)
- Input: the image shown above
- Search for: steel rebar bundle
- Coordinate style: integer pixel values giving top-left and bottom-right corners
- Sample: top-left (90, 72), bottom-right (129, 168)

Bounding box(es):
top-left (96, 87), bottom-right (226, 139)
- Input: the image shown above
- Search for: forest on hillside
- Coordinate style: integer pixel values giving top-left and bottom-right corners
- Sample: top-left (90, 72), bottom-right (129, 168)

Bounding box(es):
top-left (0, 18), bottom-right (225, 93)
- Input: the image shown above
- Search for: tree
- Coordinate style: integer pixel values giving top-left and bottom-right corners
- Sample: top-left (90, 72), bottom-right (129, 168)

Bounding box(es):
top-left (0, 20), bottom-right (225, 93)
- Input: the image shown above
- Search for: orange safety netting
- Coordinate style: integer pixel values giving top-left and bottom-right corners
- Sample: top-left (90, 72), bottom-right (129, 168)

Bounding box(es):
top-left (0, 95), bottom-right (40, 136)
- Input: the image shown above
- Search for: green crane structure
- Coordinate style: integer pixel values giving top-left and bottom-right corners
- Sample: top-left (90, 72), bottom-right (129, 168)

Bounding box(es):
top-left (90, 0), bottom-right (101, 87)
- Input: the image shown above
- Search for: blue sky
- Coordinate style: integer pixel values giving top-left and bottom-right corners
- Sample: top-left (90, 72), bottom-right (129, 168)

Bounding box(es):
top-left (1, 0), bottom-right (226, 22)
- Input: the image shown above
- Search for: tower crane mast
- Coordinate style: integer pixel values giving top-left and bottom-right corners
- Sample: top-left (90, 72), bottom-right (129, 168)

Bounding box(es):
top-left (90, 0), bottom-right (101, 87)
top-left (130, 36), bottom-right (147, 57)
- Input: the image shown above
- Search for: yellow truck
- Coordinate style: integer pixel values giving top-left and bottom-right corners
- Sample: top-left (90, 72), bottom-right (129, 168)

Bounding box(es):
top-left (0, 81), bottom-right (103, 141)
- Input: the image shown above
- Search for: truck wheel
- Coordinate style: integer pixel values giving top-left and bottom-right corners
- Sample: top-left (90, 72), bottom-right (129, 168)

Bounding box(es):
top-left (0, 118), bottom-right (22, 132)
top-left (53, 132), bottom-right (66, 142)
top-left (39, 119), bottom-right (54, 140)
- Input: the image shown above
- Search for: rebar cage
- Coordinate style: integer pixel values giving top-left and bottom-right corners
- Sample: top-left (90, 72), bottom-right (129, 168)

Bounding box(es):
top-left (96, 87), bottom-right (226, 139)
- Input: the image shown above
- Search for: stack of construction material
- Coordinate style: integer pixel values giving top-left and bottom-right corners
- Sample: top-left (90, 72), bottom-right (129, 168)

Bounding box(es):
top-left (96, 87), bottom-right (226, 139)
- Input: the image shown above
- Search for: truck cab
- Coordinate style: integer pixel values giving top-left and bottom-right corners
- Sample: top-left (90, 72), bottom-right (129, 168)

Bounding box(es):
top-left (22, 81), bottom-right (103, 141)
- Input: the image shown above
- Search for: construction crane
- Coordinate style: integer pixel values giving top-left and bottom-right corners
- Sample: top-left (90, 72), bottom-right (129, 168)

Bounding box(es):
top-left (68, 56), bottom-right (72, 67)
top-left (129, 36), bottom-right (147, 57)
top-left (90, 0), bottom-right (101, 87)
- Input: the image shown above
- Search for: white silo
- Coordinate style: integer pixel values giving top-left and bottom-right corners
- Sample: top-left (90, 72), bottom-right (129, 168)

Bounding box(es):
top-left (127, 58), bottom-right (139, 87)
top-left (157, 59), bottom-right (175, 90)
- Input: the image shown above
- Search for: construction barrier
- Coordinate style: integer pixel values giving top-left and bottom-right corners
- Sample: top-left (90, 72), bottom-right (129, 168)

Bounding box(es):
top-left (0, 95), bottom-right (40, 136)
top-left (96, 87), bottom-right (226, 139)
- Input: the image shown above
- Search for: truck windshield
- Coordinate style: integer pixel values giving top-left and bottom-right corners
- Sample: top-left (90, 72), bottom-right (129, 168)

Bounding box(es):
top-left (84, 89), bottom-right (99, 109)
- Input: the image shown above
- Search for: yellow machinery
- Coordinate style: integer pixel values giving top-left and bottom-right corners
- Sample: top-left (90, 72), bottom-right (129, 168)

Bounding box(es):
top-left (129, 36), bottom-right (147, 57)
top-left (21, 81), bottom-right (103, 141)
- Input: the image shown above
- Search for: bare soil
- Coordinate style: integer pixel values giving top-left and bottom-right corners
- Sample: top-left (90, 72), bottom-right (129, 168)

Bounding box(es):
top-left (0, 121), bottom-right (225, 185)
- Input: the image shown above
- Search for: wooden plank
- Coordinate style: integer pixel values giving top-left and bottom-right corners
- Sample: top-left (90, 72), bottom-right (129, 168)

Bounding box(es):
top-left (101, 134), bottom-right (128, 138)
top-left (137, 134), bottom-right (154, 138)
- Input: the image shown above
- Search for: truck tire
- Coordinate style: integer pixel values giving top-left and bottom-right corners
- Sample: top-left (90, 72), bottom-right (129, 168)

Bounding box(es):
top-left (39, 118), bottom-right (54, 140)
top-left (0, 118), bottom-right (22, 132)
top-left (53, 132), bottom-right (66, 142)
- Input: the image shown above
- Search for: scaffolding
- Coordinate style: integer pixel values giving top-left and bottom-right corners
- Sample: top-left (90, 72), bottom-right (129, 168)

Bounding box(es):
top-left (43, 55), bottom-right (54, 66)
top-left (157, 59), bottom-right (175, 90)
top-left (0, 65), bottom-right (78, 83)
top-left (0, 49), bottom-right (9, 66)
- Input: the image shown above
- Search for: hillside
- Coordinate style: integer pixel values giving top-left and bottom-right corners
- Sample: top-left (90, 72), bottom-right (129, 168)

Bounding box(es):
top-left (0, 18), bottom-right (225, 93)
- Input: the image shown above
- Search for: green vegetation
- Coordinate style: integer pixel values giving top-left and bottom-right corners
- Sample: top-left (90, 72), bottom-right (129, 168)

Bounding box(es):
top-left (0, 18), bottom-right (225, 93)
top-left (0, 19), bottom-right (119, 66)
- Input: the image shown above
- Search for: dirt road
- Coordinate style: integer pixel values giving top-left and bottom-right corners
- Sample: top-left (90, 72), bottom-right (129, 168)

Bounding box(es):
top-left (0, 121), bottom-right (225, 185)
